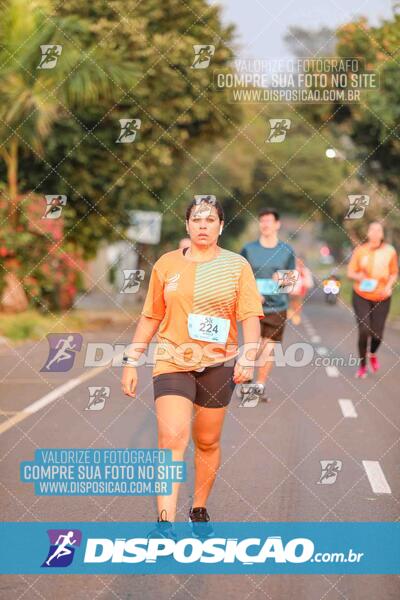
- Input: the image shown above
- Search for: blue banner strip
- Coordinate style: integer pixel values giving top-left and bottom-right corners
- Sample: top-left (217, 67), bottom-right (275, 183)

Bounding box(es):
top-left (1, 522), bottom-right (399, 574)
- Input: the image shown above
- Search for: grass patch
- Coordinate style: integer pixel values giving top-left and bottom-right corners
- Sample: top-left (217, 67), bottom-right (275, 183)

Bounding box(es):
top-left (0, 310), bottom-right (85, 342)
top-left (0, 307), bottom-right (141, 342)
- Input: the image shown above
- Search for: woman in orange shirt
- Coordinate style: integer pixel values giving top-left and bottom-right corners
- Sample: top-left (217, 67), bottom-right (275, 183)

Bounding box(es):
top-left (121, 196), bottom-right (264, 537)
top-left (347, 222), bottom-right (398, 378)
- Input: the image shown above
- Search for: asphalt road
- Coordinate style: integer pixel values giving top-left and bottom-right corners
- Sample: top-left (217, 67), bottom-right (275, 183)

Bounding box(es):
top-left (1, 288), bottom-right (399, 599)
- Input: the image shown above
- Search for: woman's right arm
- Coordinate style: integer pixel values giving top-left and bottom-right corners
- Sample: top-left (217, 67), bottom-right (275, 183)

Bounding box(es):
top-left (121, 315), bottom-right (162, 398)
top-left (347, 250), bottom-right (364, 282)
top-left (122, 259), bottom-right (166, 398)
top-left (347, 264), bottom-right (363, 282)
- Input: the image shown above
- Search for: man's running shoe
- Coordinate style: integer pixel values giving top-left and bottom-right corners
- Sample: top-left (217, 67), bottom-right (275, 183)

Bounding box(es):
top-left (147, 510), bottom-right (177, 541)
top-left (188, 507), bottom-right (214, 539)
top-left (355, 365), bottom-right (368, 379)
top-left (369, 354), bottom-right (380, 373)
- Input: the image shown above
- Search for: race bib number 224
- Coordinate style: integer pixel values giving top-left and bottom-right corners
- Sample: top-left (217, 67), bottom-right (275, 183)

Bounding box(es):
top-left (188, 313), bottom-right (230, 344)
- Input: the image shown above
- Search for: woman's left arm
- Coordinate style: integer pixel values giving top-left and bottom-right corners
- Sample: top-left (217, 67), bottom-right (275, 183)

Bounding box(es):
top-left (233, 316), bottom-right (261, 384)
top-left (383, 251), bottom-right (399, 296)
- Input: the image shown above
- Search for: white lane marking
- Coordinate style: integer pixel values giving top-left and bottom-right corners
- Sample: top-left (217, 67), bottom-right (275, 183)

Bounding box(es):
top-left (338, 399), bottom-right (358, 418)
top-left (311, 335), bottom-right (321, 343)
top-left (0, 364), bottom-right (109, 435)
top-left (362, 461), bottom-right (391, 494)
top-left (316, 347), bottom-right (328, 356)
top-left (326, 366), bottom-right (340, 377)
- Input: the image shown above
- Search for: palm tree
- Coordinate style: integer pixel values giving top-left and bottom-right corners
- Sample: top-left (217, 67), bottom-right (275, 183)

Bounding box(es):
top-left (0, 0), bottom-right (139, 225)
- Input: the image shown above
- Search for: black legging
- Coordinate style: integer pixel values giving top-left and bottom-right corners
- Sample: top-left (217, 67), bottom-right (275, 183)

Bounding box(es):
top-left (352, 290), bottom-right (391, 367)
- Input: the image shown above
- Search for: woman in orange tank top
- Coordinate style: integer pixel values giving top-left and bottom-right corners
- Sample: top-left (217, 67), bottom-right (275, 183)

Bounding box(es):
top-left (347, 222), bottom-right (398, 378)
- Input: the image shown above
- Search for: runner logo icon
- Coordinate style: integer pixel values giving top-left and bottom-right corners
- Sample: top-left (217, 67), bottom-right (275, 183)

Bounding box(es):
top-left (43, 195), bottom-right (67, 219)
top-left (266, 119), bottom-right (291, 143)
top-left (191, 45), bottom-right (215, 69)
top-left (41, 529), bottom-right (82, 568)
top-left (317, 460), bottom-right (342, 485)
top-left (345, 195), bottom-right (370, 220)
top-left (276, 269), bottom-right (299, 293)
top-left (40, 333), bottom-right (83, 372)
top-left (116, 118), bottom-right (141, 143)
top-left (37, 45), bottom-right (62, 69)
top-left (120, 270), bottom-right (145, 293)
top-left (85, 386), bottom-right (110, 411)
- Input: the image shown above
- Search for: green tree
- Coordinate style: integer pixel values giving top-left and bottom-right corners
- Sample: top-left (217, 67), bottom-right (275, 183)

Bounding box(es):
top-left (336, 15), bottom-right (400, 193)
top-left (281, 18), bottom-right (400, 252)
top-left (0, 0), bottom-right (139, 306)
top-left (303, 15), bottom-right (400, 247)
top-left (23, 0), bottom-right (242, 256)
top-left (225, 104), bottom-right (344, 237)
top-left (0, 0), bottom-right (138, 224)
top-left (0, 0), bottom-right (241, 309)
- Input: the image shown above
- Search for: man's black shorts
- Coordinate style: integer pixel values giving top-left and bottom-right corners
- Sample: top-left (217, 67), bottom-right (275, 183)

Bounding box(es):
top-left (260, 310), bottom-right (287, 341)
top-left (153, 361), bottom-right (235, 408)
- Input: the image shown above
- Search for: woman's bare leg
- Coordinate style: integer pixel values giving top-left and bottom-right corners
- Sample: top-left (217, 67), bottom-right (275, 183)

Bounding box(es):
top-left (191, 404), bottom-right (227, 507)
top-left (155, 394), bottom-right (192, 522)
top-left (290, 295), bottom-right (302, 324)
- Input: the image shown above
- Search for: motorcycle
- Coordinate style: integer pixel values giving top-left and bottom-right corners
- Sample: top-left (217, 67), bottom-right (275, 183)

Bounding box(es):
top-left (322, 276), bottom-right (341, 305)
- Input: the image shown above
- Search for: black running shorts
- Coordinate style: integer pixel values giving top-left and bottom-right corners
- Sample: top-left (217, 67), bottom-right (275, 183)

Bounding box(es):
top-left (260, 310), bottom-right (287, 341)
top-left (153, 361), bottom-right (236, 408)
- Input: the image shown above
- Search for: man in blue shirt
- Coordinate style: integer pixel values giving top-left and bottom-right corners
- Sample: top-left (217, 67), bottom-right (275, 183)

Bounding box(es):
top-left (240, 208), bottom-right (296, 401)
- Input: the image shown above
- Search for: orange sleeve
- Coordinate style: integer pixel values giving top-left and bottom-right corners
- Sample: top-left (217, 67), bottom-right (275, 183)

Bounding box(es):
top-left (141, 262), bottom-right (166, 320)
top-left (236, 261), bottom-right (265, 322)
top-left (348, 247), bottom-right (360, 272)
top-left (389, 249), bottom-right (399, 276)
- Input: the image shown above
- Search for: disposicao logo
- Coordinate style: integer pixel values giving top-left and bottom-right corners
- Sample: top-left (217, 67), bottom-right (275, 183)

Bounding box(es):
top-left (41, 529), bottom-right (82, 567)
top-left (83, 536), bottom-right (314, 564)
